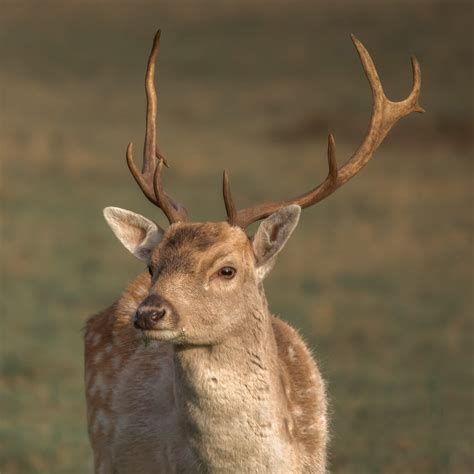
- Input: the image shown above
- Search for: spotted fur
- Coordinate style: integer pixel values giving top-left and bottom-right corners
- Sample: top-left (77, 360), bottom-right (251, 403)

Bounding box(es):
top-left (85, 213), bottom-right (328, 473)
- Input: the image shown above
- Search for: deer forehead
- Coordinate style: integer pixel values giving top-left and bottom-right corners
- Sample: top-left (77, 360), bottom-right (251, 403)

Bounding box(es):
top-left (150, 221), bottom-right (253, 273)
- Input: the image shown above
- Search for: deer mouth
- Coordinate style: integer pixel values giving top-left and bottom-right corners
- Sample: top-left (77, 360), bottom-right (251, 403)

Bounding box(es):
top-left (141, 328), bottom-right (187, 344)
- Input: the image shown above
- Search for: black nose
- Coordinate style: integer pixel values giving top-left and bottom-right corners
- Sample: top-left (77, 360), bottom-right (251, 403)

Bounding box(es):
top-left (134, 295), bottom-right (168, 330)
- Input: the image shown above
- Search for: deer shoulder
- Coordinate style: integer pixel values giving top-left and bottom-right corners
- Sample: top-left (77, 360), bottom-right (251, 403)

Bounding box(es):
top-left (271, 316), bottom-right (328, 471)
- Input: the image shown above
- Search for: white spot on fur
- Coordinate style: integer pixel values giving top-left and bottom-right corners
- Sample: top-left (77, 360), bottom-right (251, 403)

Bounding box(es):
top-left (104, 343), bottom-right (113, 354)
top-left (293, 405), bottom-right (303, 417)
top-left (94, 351), bottom-right (104, 364)
top-left (95, 408), bottom-right (111, 435)
top-left (90, 373), bottom-right (107, 399)
top-left (287, 345), bottom-right (296, 361)
top-left (255, 266), bottom-right (267, 280)
top-left (91, 333), bottom-right (102, 346)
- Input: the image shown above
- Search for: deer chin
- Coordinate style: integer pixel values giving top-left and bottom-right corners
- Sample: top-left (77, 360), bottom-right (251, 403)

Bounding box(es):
top-left (141, 328), bottom-right (187, 344)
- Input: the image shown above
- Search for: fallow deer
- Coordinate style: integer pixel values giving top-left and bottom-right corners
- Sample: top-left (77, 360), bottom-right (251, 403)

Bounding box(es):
top-left (84, 31), bottom-right (423, 473)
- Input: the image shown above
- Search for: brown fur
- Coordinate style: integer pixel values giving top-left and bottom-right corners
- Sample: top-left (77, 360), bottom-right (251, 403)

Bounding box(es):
top-left (86, 215), bottom-right (328, 473)
top-left (150, 223), bottom-right (231, 277)
top-left (272, 318), bottom-right (328, 467)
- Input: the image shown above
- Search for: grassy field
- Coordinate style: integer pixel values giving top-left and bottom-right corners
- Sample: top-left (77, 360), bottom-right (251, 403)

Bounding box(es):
top-left (1, 1), bottom-right (472, 472)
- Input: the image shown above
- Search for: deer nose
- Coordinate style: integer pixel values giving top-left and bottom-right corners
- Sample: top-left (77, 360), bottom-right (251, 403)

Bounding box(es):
top-left (134, 303), bottom-right (167, 330)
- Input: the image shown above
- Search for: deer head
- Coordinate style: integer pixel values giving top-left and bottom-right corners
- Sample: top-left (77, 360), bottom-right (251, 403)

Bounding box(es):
top-left (104, 205), bottom-right (301, 345)
top-left (104, 30), bottom-right (423, 345)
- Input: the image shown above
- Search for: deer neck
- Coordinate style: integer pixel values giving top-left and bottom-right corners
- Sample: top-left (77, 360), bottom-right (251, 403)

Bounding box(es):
top-left (172, 300), bottom-right (293, 472)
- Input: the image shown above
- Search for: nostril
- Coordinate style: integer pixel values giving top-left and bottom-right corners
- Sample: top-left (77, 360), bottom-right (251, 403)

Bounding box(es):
top-left (134, 304), bottom-right (168, 330)
top-left (150, 308), bottom-right (166, 322)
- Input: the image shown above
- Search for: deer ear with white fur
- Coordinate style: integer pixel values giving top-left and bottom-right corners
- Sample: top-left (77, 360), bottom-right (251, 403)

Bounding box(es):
top-left (103, 207), bottom-right (164, 263)
top-left (252, 205), bottom-right (301, 280)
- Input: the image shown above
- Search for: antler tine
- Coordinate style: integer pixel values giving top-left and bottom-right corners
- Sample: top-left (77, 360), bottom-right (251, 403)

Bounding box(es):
top-left (225, 35), bottom-right (424, 229)
top-left (126, 30), bottom-right (188, 224)
top-left (153, 160), bottom-right (180, 220)
top-left (143, 30), bottom-right (160, 174)
top-left (222, 171), bottom-right (237, 226)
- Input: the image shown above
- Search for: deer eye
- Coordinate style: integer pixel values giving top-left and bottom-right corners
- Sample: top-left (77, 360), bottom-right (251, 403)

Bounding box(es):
top-left (218, 266), bottom-right (236, 279)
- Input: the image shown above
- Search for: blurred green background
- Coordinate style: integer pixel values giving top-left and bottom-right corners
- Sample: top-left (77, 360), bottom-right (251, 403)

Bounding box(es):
top-left (1, 0), bottom-right (472, 472)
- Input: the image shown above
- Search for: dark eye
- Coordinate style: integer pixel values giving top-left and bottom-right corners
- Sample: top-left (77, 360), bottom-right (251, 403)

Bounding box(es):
top-left (148, 266), bottom-right (153, 277)
top-left (218, 266), bottom-right (236, 279)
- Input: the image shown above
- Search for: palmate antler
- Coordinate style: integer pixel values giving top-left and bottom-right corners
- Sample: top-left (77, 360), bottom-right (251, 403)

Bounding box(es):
top-left (223, 34), bottom-right (424, 229)
top-left (126, 30), bottom-right (188, 224)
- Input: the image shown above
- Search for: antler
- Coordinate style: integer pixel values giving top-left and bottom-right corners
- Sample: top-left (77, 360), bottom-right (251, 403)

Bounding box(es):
top-left (126, 30), bottom-right (188, 224)
top-left (224, 34), bottom-right (424, 229)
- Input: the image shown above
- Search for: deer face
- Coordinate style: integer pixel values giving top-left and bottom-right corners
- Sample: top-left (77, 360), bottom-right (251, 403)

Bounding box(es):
top-left (104, 205), bottom-right (301, 345)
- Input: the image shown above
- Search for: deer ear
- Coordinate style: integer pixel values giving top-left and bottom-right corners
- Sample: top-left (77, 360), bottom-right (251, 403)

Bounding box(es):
top-left (252, 205), bottom-right (301, 280)
top-left (103, 207), bottom-right (165, 263)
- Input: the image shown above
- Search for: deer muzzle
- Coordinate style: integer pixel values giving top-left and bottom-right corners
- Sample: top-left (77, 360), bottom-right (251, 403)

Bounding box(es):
top-left (134, 294), bottom-right (173, 331)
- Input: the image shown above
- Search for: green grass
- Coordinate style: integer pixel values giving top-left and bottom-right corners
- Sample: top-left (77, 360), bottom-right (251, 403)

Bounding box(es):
top-left (1, 1), bottom-right (472, 472)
